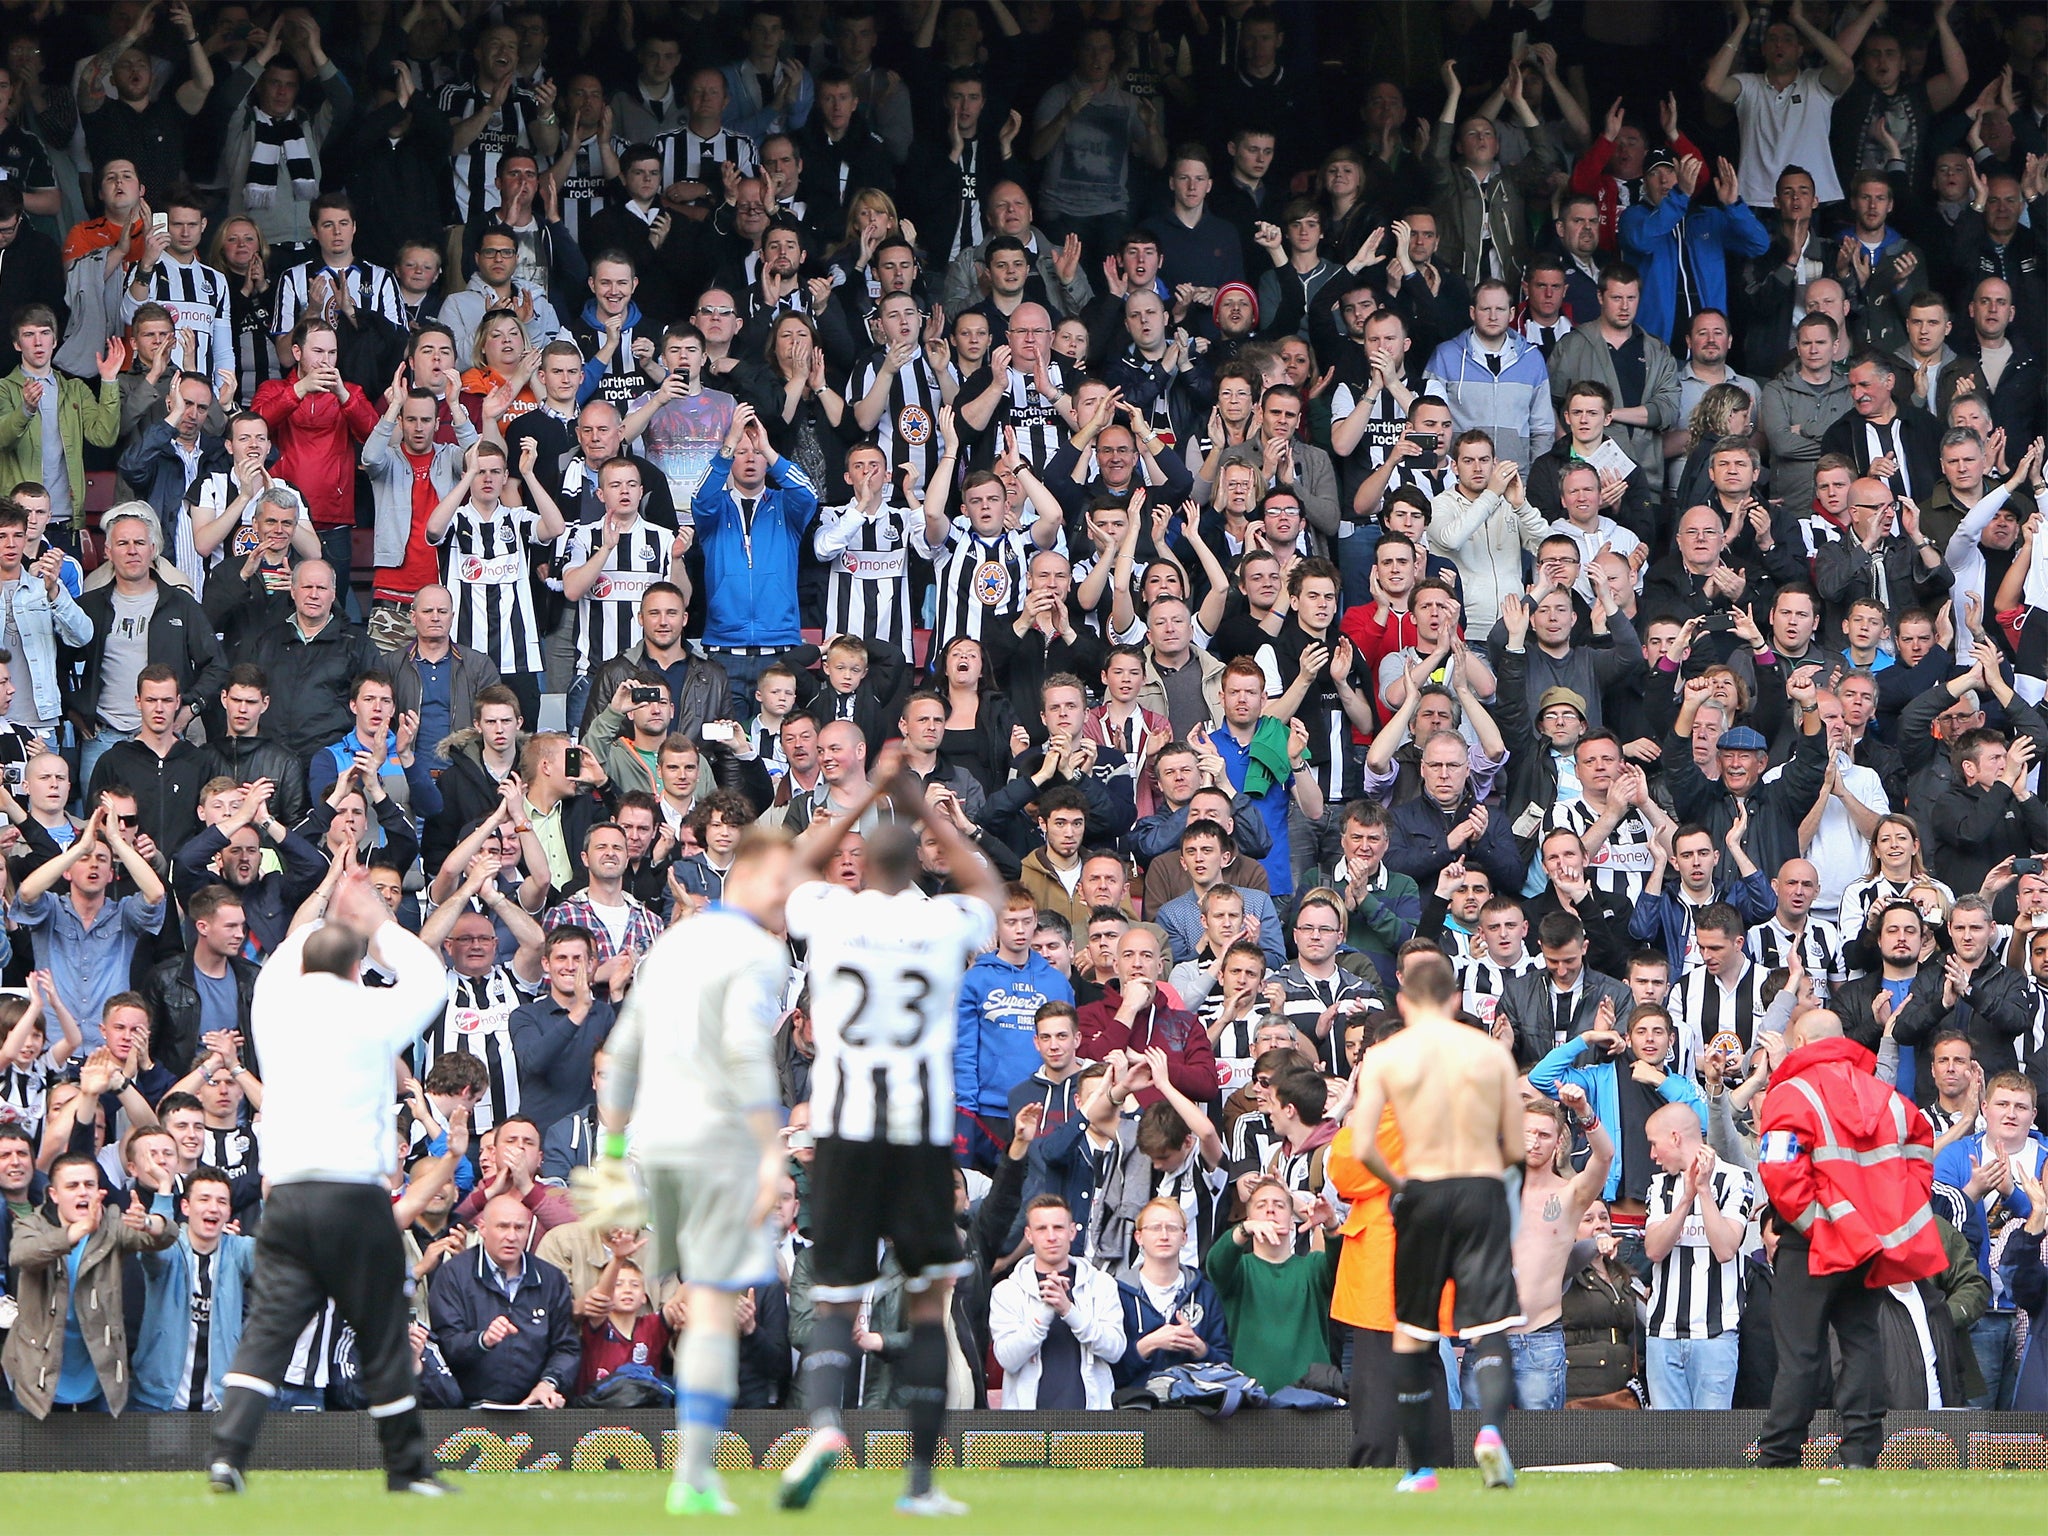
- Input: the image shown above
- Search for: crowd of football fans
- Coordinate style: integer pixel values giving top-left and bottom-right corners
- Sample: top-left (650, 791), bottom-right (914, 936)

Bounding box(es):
top-left (0, 0), bottom-right (2047, 1427)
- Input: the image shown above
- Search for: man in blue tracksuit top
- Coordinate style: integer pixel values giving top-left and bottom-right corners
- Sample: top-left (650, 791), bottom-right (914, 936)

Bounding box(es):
top-left (1619, 149), bottom-right (1770, 346)
top-left (687, 404), bottom-right (820, 717)
top-left (1529, 1005), bottom-right (1706, 1205)
top-left (955, 892), bottom-right (1073, 1172)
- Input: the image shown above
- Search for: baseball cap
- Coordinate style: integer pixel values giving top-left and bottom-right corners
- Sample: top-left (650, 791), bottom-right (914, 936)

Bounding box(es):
top-left (1537, 687), bottom-right (1589, 720)
top-left (1717, 726), bottom-right (1768, 752)
top-left (1644, 146), bottom-right (1678, 173)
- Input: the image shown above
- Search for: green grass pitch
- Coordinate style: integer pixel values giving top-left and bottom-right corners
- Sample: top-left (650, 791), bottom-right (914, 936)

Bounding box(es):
top-left (3, 1468), bottom-right (2040, 1534)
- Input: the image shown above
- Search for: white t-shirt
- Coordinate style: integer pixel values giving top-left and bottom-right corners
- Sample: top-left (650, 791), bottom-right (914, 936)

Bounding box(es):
top-left (585, 898), bottom-right (631, 950)
top-left (1731, 70), bottom-right (1844, 204)
top-left (99, 588), bottom-right (157, 731)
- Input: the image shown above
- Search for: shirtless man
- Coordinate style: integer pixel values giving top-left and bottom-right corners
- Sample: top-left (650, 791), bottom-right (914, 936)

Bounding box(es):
top-left (1349, 951), bottom-right (1524, 1493)
top-left (1508, 1087), bottom-right (1613, 1409)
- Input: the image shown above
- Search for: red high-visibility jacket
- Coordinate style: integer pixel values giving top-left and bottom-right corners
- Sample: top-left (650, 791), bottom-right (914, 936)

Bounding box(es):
top-left (1757, 1035), bottom-right (1944, 1285)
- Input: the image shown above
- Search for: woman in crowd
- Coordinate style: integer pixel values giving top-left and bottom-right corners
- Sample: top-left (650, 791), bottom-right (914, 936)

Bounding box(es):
top-left (935, 636), bottom-right (1015, 796)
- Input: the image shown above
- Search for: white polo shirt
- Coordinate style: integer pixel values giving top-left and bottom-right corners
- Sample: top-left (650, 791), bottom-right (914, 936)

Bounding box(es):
top-left (1731, 69), bottom-right (1844, 204)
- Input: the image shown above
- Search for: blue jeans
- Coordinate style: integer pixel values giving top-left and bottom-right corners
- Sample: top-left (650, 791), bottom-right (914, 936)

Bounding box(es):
top-left (78, 725), bottom-right (135, 799)
top-left (1646, 1333), bottom-right (1740, 1409)
top-left (705, 647), bottom-right (781, 723)
top-left (318, 524), bottom-right (362, 623)
top-left (1457, 1325), bottom-right (1567, 1410)
top-left (1969, 1312), bottom-right (2016, 1410)
top-left (1511, 1325), bottom-right (1567, 1410)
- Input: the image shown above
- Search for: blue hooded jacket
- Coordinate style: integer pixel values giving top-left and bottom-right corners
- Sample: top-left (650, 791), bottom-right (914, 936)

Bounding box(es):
top-left (1529, 1038), bottom-right (1708, 1203)
top-left (1619, 190), bottom-right (1771, 345)
top-left (689, 450), bottom-right (820, 648)
top-left (1113, 1263), bottom-right (1232, 1387)
top-left (954, 951), bottom-right (1072, 1116)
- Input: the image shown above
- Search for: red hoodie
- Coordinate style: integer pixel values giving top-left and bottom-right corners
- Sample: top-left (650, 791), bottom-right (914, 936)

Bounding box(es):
top-left (253, 372), bottom-right (380, 528)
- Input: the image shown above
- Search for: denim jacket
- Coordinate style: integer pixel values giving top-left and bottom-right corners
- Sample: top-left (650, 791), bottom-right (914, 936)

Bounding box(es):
top-left (132, 1230), bottom-right (257, 1411)
top-left (0, 569), bottom-right (92, 722)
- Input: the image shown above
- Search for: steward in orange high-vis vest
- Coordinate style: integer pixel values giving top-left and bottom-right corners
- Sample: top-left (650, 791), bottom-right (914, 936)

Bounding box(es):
top-left (1753, 1023), bottom-right (1943, 1468)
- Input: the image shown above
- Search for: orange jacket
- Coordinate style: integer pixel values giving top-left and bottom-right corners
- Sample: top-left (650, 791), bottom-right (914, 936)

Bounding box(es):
top-left (1329, 1117), bottom-right (1455, 1333)
top-left (1757, 1036), bottom-right (1944, 1285)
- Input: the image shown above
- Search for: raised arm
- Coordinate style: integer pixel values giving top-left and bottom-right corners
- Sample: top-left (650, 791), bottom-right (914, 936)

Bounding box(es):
top-left (1702, 0), bottom-right (1749, 104)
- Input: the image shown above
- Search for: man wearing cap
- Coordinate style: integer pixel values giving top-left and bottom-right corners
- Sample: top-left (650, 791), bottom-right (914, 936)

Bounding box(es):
top-left (1663, 668), bottom-right (1831, 899)
top-left (1618, 150), bottom-right (1769, 347)
top-left (1208, 282), bottom-right (1262, 366)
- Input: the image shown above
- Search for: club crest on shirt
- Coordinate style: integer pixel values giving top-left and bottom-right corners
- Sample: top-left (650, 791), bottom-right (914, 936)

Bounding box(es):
top-left (974, 560), bottom-right (1011, 607)
top-left (898, 403), bottom-right (932, 445)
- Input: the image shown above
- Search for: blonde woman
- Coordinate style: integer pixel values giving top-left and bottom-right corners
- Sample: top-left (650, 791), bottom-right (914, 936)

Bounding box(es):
top-left (208, 215), bottom-right (275, 407)
top-left (1842, 814), bottom-right (1954, 940)
top-left (827, 188), bottom-right (919, 307)
top-left (1674, 382), bottom-right (1759, 514)
top-left (458, 310), bottom-right (537, 427)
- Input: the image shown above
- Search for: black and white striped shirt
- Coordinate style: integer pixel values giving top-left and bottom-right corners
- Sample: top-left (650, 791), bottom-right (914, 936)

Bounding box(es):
top-left (558, 519), bottom-right (671, 676)
top-left (272, 259), bottom-right (403, 337)
top-left (992, 363), bottom-right (1071, 471)
top-left (437, 81), bottom-right (543, 221)
top-left (1547, 797), bottom-right (1658, 907)
top-left (1668, 959), bottom-right (1773, 1080)
top-left (945, 140), bottom-right (988, 259)
top-left (433, 501), bottom-right (546, 676)
top-left (127, 257), bottom-right (233, 380)
top-left (649, 124), bottom-right (758, 187)
top-left (413, 964), bottom-right (536, 1132)
top-left (1271, 962), bottom-right (1381, 1075)
top-left (1840, 875), bottom-right (1953, 941)
top-left (551, 136), bottom-right (614, 243)
top-left (1228, 1108), bottom-right (1280, 1175)
top-left (852, 349), bottom-right (948, 497)
top-left (930, 518), bottom-right (1034, 648)
top-left (283, 1301), bottom-right (337, 1390)
top-left (174, 1247), bottom-right (217, 1411)
top-left (785, 882), bottom-right (994, 1147)
top-left (1746, 916), bottom-right (1850, 999)
top-left (814, 500), bottom-right (939, 655)
top-left (1645, 1156), bottom-right (1752, 1340)
top-left (1459, 950), bottom-right (1541, 1033)
top-left (1329, 383), bottom-right (1407, 474)
top-left (0, 1057), bottom-right (50, 1139)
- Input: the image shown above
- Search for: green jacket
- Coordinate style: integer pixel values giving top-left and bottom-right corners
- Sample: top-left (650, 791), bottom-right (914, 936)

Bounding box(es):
top-left (0, 369), bottom-right (120, 523)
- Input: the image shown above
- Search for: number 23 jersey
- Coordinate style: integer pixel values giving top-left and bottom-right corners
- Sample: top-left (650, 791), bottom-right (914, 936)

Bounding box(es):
top-left (786, 881), bottom-right (995, 1147)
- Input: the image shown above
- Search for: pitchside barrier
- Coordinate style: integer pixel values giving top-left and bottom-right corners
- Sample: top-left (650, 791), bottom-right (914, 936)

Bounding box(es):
top-left (7, 1411), bottom-right (2048, 1473)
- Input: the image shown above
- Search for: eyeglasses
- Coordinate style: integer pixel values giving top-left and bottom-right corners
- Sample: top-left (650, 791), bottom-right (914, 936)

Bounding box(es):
top-left (695, 306), bottom-right (737, 318)
top-left (1295, 924), bottom-right (1341, 936)
top-left (1852, 501), bottom-right (1893, 512)
top-left (1253, 1074), bottom-right (1274, 1088)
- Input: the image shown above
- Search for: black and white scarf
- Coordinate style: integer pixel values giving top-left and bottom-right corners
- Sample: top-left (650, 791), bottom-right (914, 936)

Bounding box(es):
top-left (245, 108), bottom-right (316, 209)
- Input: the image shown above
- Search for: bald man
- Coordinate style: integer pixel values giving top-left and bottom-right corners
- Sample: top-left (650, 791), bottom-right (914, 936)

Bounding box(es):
top-left (426, 1191), bottom-right (580, 1409)
top-left (1642, 1101), bottom-right (1754, 1408)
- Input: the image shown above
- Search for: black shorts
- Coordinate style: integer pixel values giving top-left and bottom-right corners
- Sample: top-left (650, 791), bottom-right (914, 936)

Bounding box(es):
top-left (806, 1136), bottom-right (966, 1299)
top-left (1390, 1174), bottom-right (1523, 1340)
